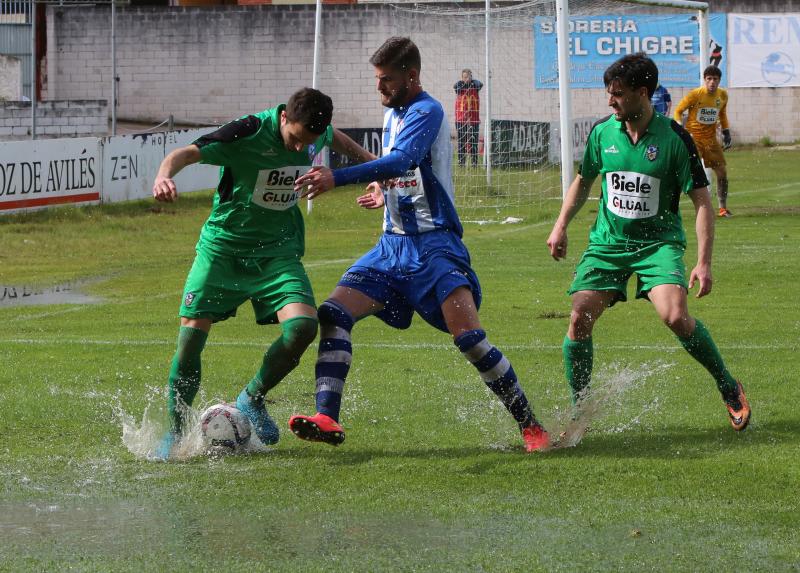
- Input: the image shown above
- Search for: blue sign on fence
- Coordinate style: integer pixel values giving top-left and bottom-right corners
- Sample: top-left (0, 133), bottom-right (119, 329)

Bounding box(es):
top-left (534, 14), bottom-right (727, 88)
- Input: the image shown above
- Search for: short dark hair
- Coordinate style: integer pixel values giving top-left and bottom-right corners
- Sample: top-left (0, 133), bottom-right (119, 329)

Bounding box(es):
top-left (369, 37), bottom-right (422, 73)
top-left (603, 52), bottom-right (658, 99)
top-left (285, 87), bottom-right (333, 135)
top-left (703, 65), bottom-right (722, 79)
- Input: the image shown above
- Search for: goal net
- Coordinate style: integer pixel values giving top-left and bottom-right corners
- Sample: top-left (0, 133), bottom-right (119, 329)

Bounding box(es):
top-left (316, 0), bottom-right (714, 223)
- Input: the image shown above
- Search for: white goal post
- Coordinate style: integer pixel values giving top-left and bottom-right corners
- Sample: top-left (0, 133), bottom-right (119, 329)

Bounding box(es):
top-left (556, 0), bottom-right (710, 197)
top-left (308, 0), bottom-right (712, 220)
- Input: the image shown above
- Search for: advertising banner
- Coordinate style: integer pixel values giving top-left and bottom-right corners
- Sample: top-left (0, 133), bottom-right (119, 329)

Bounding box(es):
top-left (534, 14), bottom-right (727, 88)
top-left (549, 117), bottom-right (601, 164)
top-left (490, 120), bottom-right (550, 168)
top-left (102, 129), bottom-right (219, 204)
top-left (101, 133), bottom-right (169, 203)
top-left (0, 138), bottom-right (101, 213)
top-left (329, 128), bottom-right (383, 168)
top-left (728, 14), bottom-right (800, 87)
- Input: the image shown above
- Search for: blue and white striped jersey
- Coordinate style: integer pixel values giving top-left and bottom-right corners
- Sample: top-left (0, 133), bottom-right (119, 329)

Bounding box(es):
top-left (381, 92), bottom-right (463, 237)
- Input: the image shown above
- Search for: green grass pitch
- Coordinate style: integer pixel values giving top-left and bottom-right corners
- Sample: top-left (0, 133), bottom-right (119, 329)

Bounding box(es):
top-left (0, 147), bottom-right (798, 571)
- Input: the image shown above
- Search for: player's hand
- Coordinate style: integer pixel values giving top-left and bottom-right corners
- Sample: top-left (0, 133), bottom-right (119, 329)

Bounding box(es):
top-left (295, 166), bottom-right (335, 199)
top-left (722, 129), bottom-right (732, 150)
top-left (356, 182), bottom-right (385, 209)
top-left (153, 175), bottom-right (178, 202)
top-left (546, 227), bottom-right (568, 260)
top-left (688, 262), bottom-right (713, 298)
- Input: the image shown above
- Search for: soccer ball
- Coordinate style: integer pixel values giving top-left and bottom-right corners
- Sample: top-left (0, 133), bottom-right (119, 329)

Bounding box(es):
top-left (199, 404), bottom-right (251, 451)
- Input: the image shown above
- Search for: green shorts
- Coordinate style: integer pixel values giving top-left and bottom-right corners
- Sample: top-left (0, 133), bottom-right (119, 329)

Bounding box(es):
top-left (179, 247), bottom-right (315, 324)
top-left (568, 242), bottom-right (688, 305)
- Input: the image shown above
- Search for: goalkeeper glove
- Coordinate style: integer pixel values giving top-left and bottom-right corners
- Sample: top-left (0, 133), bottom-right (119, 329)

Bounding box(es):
top-left (722, 129), bottom-right (732, 150)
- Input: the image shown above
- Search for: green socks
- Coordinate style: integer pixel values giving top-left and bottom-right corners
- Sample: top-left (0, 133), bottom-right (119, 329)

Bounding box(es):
top-left (167, 326), bottom-right (208, 433)
top-left (563, 336), bottom-right (593, 404)
top-left (562, 321), bottom-right (737, 407)
top-left (167, 316), bottom-right (318, 433)
top-left (678, 319), bottom-right (738, 403)
top-left (246, 316), bottom-right (318, 399)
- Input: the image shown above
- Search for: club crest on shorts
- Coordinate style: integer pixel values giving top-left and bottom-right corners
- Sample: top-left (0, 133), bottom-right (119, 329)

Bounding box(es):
top-left (184, 292), bottom-right (196, 307)
top-left (645, 144), bottom-right (659, 161)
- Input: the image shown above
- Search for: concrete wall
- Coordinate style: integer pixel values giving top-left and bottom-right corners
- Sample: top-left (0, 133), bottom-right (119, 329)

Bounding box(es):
top-left (0, 54), bottom-right (22, 101)
top-left (43, 2), bottom-right (800, 144)
top-left (0, 100), bottom-right (108, 140)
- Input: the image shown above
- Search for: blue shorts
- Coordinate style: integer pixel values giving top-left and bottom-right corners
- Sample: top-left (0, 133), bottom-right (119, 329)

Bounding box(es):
top-left (338, 230), bottom-right (482, 333)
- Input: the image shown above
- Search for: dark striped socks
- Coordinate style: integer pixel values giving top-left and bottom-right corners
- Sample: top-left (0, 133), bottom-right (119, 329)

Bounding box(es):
top-left (314, 300), bottom-right (355, 422)
top-left (455, 329), bottom-right (535, 429)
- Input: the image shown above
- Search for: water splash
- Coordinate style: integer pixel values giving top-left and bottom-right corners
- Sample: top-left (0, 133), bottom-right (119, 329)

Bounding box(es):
top-left (117, 390), bottom-right (269, 462)
top-left (549, 361), bottom-right (673, 449)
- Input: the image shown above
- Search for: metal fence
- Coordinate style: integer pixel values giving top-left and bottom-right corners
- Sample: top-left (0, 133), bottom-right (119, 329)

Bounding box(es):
top-left (0, 0), bottom-right (31, 20)
top-left (0, 0), bottom-right (32, 100)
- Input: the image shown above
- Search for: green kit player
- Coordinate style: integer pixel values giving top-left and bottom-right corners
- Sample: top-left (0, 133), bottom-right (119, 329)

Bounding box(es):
top-left (546, 53), bottom-right (750, 433)
top-left (151, 88), bottom-right (373, 459)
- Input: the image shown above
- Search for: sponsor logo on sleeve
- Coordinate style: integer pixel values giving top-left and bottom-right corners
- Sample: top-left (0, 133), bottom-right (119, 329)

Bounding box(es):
top-left (605, 171), bottom-right (660, 219)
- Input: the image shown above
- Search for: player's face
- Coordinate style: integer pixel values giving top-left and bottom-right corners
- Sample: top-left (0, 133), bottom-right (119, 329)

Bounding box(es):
top-left (461, 71), bottom-right (471, 82)
top-left (374, 65), bottom-right (415, 108)
top-left (280, 111), bottom-right (318, 152)
top-left (606, 79), bottom-right (648, 122)
top-left (704, 74), bottom-right (721, 93)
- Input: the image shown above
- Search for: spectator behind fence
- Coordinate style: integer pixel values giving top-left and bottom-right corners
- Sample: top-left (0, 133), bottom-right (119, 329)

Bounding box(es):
top-left (453, 69), bottom-right (483, 167)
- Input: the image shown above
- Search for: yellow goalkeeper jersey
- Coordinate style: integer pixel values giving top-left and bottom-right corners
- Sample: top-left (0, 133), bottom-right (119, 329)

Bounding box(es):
top-left (673, 87), bottom-right (729, 143)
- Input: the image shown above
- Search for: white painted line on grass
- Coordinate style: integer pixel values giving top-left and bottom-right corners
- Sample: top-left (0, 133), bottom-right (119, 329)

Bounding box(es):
top-left (735, 181), bottom-right (800, 196)
top-left (1, 338), bottom-right (795, 351)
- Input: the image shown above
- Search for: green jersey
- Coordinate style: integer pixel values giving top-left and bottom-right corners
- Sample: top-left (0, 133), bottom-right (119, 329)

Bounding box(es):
top-left (580, 112), bottom-right (708, 249)
top-left (193, 105), bottom-right (333, 258)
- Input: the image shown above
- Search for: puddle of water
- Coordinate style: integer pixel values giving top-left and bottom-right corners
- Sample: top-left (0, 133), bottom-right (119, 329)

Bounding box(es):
top-left (0, 281), bottom-right (103, 308)
top-left (0, 499), bottom-right (491, 566)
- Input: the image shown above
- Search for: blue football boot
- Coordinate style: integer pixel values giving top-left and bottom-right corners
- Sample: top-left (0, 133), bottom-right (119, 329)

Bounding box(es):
top-left (154, 430), bottom-right (179, 461)
top-left (236, 389), bottom-right (279, 445)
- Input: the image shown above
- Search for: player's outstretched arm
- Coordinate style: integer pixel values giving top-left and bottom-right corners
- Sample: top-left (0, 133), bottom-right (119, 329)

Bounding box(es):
top-left (356, 182), bottom-right (385, 210)
top-left (295, 166), bottom-right (335, 199)
top-left (295, 150), bottom-right (413, 199)
top-left (546, 174), bottom-right (594, 260)
top-left (332, 129), bottom-right (377, 164)
top-left (152, 145), bottom-right (202, 203)
top-left (688, 186), bottom-right (714, 298)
